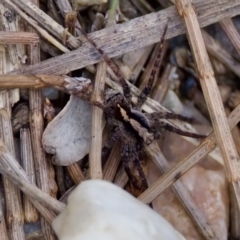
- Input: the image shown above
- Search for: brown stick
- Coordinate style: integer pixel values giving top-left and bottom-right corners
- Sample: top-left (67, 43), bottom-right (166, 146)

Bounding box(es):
top-left (138, 103), bottom-right (240, 203)
top-left (0, 74), bottom-right (92, 99)
top-left (176, 0), bottom-right (240, 211)
top-left (220, 18), bottom-right (240, 56)
top-left (0, 140), bottom-right (65, 214)
top-left (20, 128), bottom-right (39, 223)
top-left (7, 0), bottom-right (240, 76)
top-left (27, 1), bottom-right (57, 237)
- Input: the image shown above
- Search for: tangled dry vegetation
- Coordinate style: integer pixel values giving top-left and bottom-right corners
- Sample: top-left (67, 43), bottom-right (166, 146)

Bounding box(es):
top-left (0, 0), bottom-right (240, 239)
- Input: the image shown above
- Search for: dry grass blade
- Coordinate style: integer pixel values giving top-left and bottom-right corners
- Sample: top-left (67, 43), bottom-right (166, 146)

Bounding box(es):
top-left (103, 142), bottom-right (122, 182)
top-left (220, 18), bottom-right (240, 56)
top-left (146, 142), bottom-right (216, 240)
top-left (89, 62), bottom-right (106, 179)
top-left (114, 164), bottom-right (128, 188)
top-left (202, 30), bottom-right (240, 78)
top-left (0, 16), bottom-right (25, 237)
top-left (0, 216), bottom-right (8, 240)
top-left (5, 0), bottom-right (81, 49)
top-left (138, 102), bottom-right (240, 204)
top-left (0, 74), bottom-right (92, 99)
top-left (0, 31), bottom-right (39, 44)
top-left (20, 128), bottom-right (39, 223)
top-left (0, 109), bottom-right (24, 239)
top-left (2, 0), bottom-right (70, 53)
top-left (10, 0), bottom-right (240, 76)
top-left (67, 163), bottom-right (85, 184)
top-left (175, 1), bottom-right (240, 223)
top-left (27, 3), bottom-right (57, 237)
top-left (0, 140), bottom-right (65, 215)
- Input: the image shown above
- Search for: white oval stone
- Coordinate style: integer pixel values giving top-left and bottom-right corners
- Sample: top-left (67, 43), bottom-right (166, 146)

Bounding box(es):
top-left (52, 180), bottom-right (185, 240)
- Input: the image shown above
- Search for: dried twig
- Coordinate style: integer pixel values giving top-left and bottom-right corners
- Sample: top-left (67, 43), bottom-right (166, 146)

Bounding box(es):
top-left (146, 142), bottom-right (217, 240)
top-left (67, 163), bottom-right (85, 184)
top-left (11, 0), bottom-right (240, 76)
top-left (114, 164), bottom-right (128, 188)
top-left (0, 139), bottom-right (65, 215)
top-left (20, 128), bottom-right (39, 223)
top-left (2, 0), bottom-right (70, 53)
top-left (0, 31), bottom-right (39, 44)
top-left (220, 17), bottom-right (240, 57)
top-left (0, 74), bottom-right (92, 100)
top-left (202, 30), bottom-right (240, 78)
top-left (175, 2), bottom-right (240, 232)
top-left (138, 102), bottom-right (240, 204)
top-left (27, 3), bottom-right (57, 237)
top-left (0, 109), bottom-right (24, 239)
top-left (103, 142), bottom-right (122, 181)
top-left (89, 62), bottom-right (106, 179)
top-left (3, 0), bottom-right (81, 49)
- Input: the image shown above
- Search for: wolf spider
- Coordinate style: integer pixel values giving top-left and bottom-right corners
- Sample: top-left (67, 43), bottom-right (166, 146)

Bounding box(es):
top-left (81, 25), bottom-right (204, 193)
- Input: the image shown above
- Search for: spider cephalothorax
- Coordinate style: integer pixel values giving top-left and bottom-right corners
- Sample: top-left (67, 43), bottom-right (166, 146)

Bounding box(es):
top-left (81, 24), bottom-right (204, 193)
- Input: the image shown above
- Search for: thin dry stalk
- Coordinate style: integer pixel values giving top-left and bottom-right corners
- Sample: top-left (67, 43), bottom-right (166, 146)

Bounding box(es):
top-left (12, 0), bottom-right (240, 76)
top-left (0, 187), bottom-right (8, 239)
top-left (146, 142), bottom-right (216, 240)
top-left (0, 74), bottom-right (92, 100)
top-left (0, 2), bottom-right (23, 106)
top-left (0, 31), bottom-right (39, 44)
top-left (202, 30), bottom-right (240, 78)
top-left (0, 139), bottom-right (65, 214)
top-left (2, 0), bottom-right (70, 53)
top-left (138, 103), bottom-right (240, 203)
top-left (114, 164), bottom-right (128, 188)
top-left (138, 0), bottom-right (155, 12)
top-left (0, 217), bottom-right (8, 240)
top-left (89, 61), bottom-right (106, 179)
top-left (130, 0), bottom-right (149, 15)
top-left (20, 128), bottom-right (39, 223)
top-left (0, 7), bottom-right (25, 236)
top-left (0, 45), bottom-right (9, 240)
top-left (220, 18), bottom-right (240, 56)
top-left (27, 3), bottom-right (57, 238)
top-left (5, 0), bottom-right (81, 48)
top-left (175, 0), bottom-right (240, 223)
top-left (0, 109), bottom-right (24, 240)
top-left (103, 142), bottom-right (122, 181)
top-left (151, 64), bottom-right (175, 102)
top-left (67, 163), bottom-right (85, 184)
top-left (130, 46), bottom-right (154, 84)
top-left (55, 166), bottom-right (66, 196)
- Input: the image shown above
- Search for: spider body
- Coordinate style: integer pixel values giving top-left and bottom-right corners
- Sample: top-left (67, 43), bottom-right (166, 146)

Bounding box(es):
top-left (82, 24), bottom-right (205, 193)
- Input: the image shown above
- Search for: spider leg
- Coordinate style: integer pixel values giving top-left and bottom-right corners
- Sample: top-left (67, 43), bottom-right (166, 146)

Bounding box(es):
top-left (156, 121), bottom-right (206, 138)
top-left (122, 143), bottom-right (148, 191)
top-left (123, 160), bottom-right (140, 190)
top-left (135, 25), bottom-right (168, 109)
top-left (77, 25), bottom-right (132, 103)
top-left (148, 111), bottom-right (193, 122)
top-left (133, 159), bottom-right (148, 190)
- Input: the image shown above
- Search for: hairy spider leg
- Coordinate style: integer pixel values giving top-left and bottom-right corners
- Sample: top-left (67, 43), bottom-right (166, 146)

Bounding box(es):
top-left (135, 24), bottom-right (168, 109)
top-left (155, 121), bottom-right (206, 138)
top-left (76, 24), bottom-right (132, 104)
top-left (122, 143), bottom-right (148, 191)
top-left (149, 111), bottom-right (194, 122)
